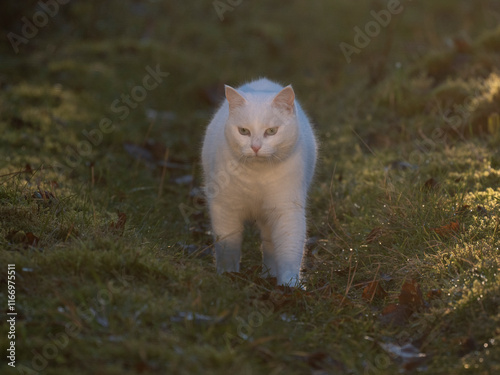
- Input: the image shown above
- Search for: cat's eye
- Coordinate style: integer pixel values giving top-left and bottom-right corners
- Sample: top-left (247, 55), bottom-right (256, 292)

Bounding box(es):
top-left (264, 127), bottom-right (278, 136)
top-left (238, 127), bottom-right (251, 136)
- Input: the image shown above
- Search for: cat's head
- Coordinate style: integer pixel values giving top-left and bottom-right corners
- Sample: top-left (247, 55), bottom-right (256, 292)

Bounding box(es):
top-left (224, 84), bottom-right (299, 162)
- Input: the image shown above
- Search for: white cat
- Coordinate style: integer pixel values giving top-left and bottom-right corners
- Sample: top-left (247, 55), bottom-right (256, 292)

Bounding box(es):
top-left (201, 78), bottom-right (317, 286)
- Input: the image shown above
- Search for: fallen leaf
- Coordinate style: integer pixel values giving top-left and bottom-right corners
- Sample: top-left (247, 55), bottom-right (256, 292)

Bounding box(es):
top-left (380, 280), bottom-right (427, 326)
top-left (362, 281), bottom-right (388, 302)
top-left (426, 289), bottom-right (442, 300)
top-left (24, 163), bottom-right (33, 173)
top-left (431, 221), bottom-right (460, 237)
top-left (25, 232), bottom-right (40, 246)
top-left (398, 279), bottom-right (426, 311)
top-left (452, 35), bottom-right (472, 53)
top-left (6, 230), bottom-right (40, 247)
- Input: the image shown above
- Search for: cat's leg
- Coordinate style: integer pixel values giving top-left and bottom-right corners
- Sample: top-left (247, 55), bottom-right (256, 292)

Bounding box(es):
top-left (270, 206), bottom-right (307, 287)
top-left (210, 201), bottom-right (243, 274)
top-left (257, 220), bottom-right (277, 278)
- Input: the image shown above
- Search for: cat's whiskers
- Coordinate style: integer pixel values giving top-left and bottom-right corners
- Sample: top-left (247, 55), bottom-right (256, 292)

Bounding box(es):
top-left (238, 154), bottom-right (248, 165)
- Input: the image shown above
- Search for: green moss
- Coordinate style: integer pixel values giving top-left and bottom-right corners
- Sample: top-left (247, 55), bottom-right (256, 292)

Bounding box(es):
top-left (1, 1), bottom-right (500, 374)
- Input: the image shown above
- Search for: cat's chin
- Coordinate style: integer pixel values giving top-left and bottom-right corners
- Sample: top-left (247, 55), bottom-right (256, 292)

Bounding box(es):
top-left (244, 153), bottom-right (276, 162)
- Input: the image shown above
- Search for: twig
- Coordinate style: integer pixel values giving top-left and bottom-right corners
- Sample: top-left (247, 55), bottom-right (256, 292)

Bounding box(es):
top-left (158, 147), bottom-right (170, 198)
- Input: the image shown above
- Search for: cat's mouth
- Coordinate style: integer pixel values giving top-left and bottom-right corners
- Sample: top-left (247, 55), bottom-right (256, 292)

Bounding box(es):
top-left (243, 152), bottom-right (278, 163)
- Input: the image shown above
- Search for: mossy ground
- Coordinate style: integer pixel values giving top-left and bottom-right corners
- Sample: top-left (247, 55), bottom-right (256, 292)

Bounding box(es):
top-left (1, 1), bottom-right (500, 374)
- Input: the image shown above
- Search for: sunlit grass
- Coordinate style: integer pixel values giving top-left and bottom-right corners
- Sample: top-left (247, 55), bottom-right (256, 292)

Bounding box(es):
top-left (1, 1), bottom-right (500, 374)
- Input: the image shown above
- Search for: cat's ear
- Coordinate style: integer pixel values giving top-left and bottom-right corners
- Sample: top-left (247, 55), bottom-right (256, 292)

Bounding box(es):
top-left (225, 85), bottom-right (247, 111)
top-left (272, 85), bottom-right (295, 113)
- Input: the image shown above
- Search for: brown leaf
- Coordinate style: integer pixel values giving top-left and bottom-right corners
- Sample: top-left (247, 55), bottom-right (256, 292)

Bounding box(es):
top-left (362, 281), bottom-right (388, 302)
top-left (6, 230), bottom-right (39, 247)
top-left (380, 303), bottom-right (412, 326)
top-left (399, 280), bottom-right (425, 312)
top-left (453, 35), bottom-right (472, 53)
top-left (431, 221), bottom-right (460, 237)
top-left (380, 280), bottom-right (428, 326)
top-left (426, 289), bottom-right (442, 300)
top-left (25, 232), bottom-right (39, 246)
top-left (382, 303), bottom-right (399, 315)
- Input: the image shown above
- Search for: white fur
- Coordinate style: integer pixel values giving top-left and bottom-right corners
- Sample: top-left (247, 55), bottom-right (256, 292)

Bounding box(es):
top-left (201, 78), bottom-right (317, 286)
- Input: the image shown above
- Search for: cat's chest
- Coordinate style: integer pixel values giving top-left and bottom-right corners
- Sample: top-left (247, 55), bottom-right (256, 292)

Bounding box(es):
top-left (226, 158), bottom-right (301, 200)
top-left (232, 164), bottom-right (280, 193)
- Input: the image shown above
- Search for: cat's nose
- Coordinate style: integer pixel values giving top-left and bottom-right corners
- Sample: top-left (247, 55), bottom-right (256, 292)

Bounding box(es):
top-left (251, 145), bottom-right (261, 154)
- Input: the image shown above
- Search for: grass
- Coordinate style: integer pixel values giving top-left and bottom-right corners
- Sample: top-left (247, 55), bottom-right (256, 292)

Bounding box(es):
top-left (1, 1), bottom-right (500, 374)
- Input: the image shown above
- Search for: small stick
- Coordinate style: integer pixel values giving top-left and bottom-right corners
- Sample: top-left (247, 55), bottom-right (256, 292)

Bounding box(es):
top-left (158, 147), bottom-right (170, 198)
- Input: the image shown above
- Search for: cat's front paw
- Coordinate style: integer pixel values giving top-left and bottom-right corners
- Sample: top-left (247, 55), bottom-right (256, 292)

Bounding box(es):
top-left (276, 271), bottom-right (303, 288)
